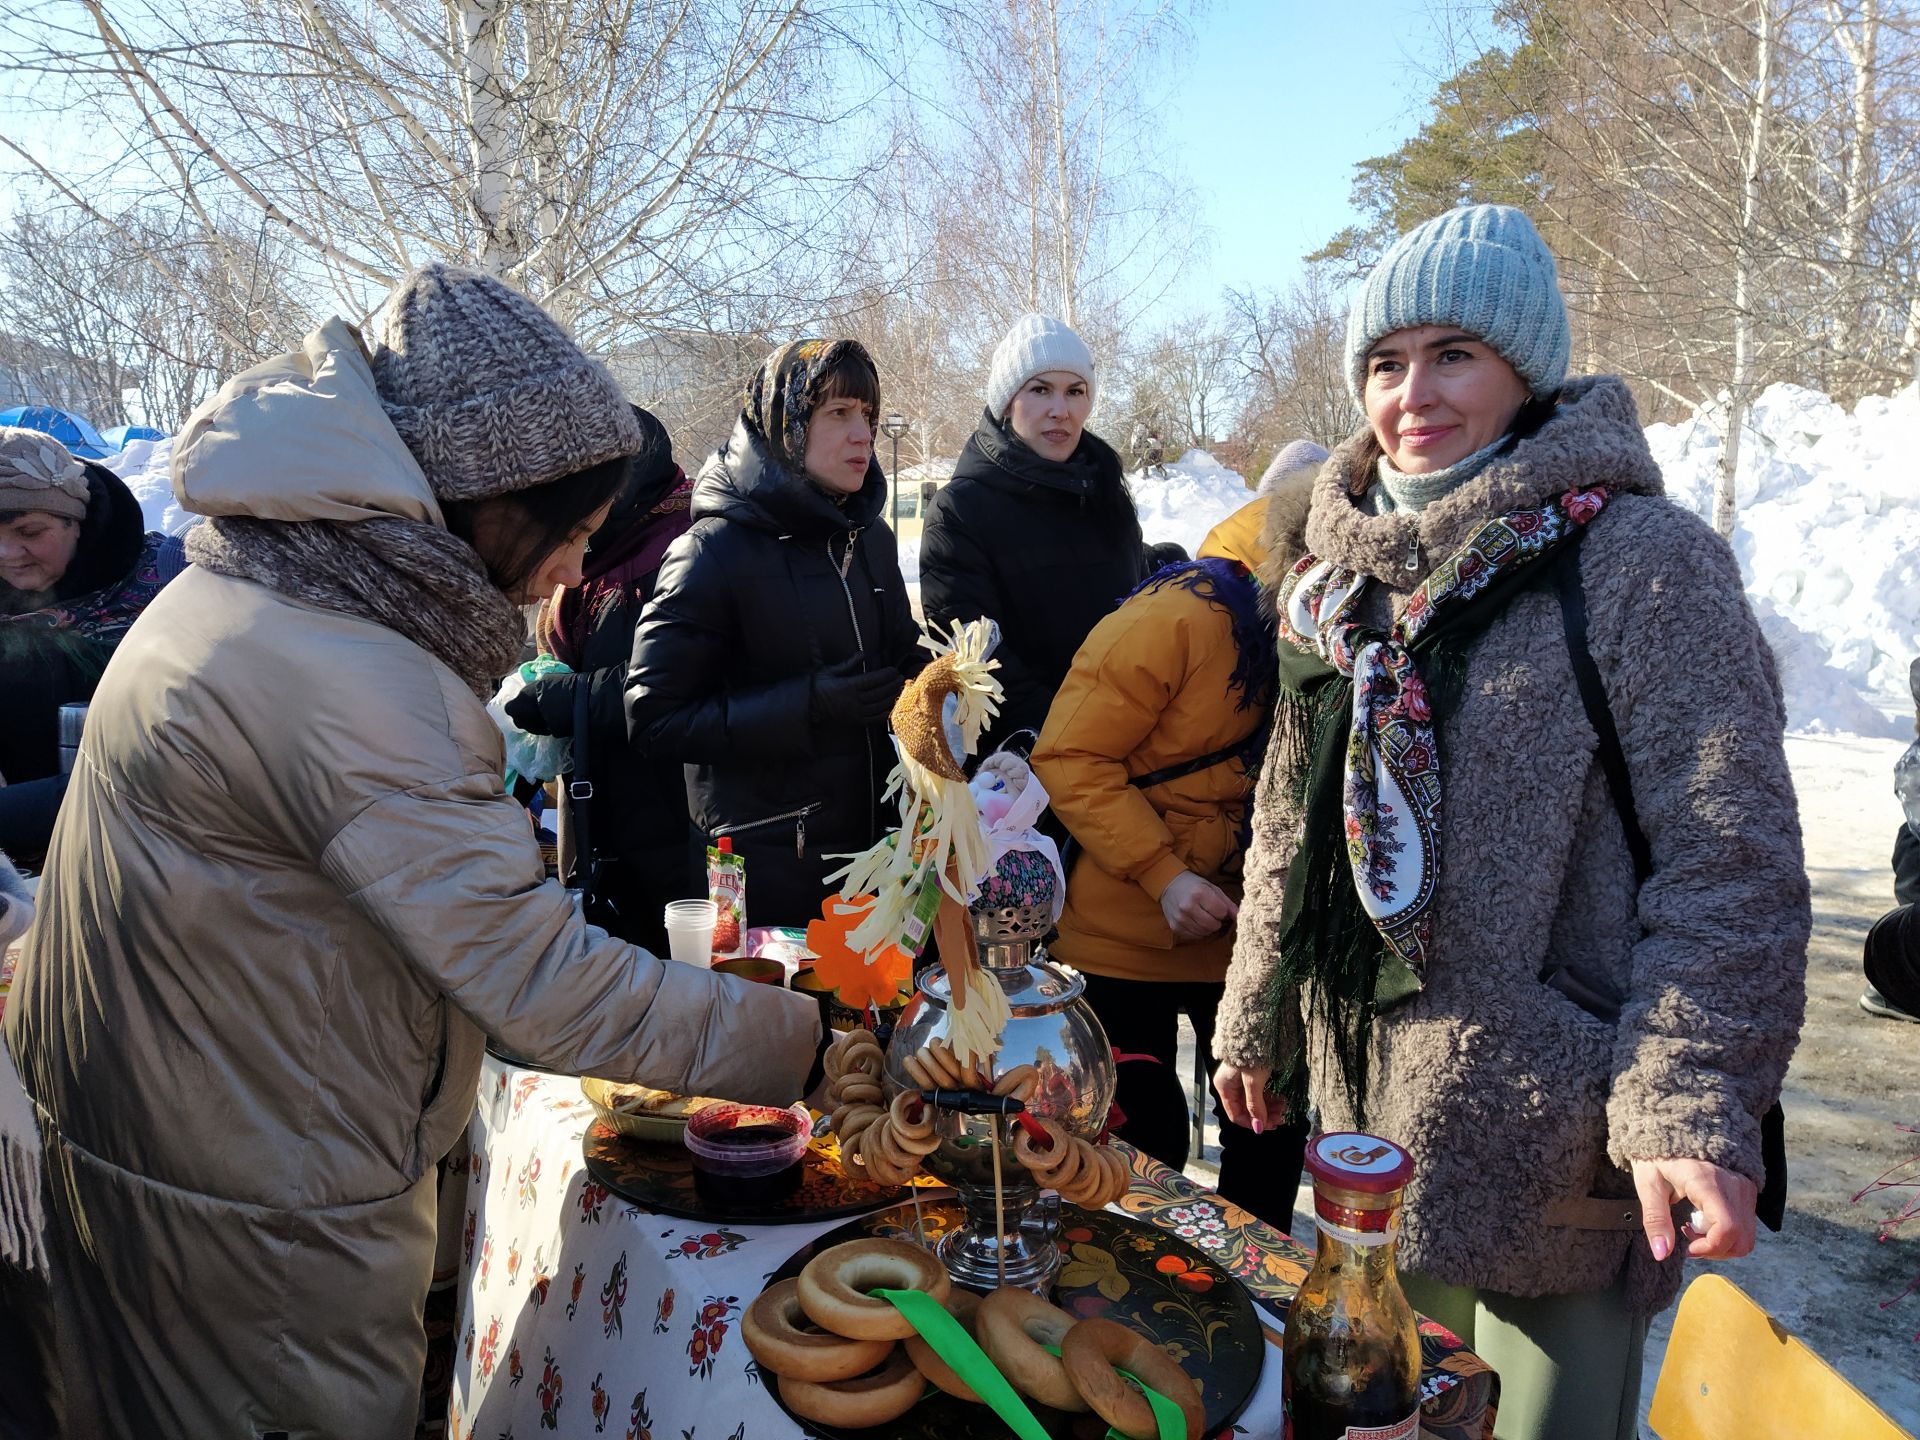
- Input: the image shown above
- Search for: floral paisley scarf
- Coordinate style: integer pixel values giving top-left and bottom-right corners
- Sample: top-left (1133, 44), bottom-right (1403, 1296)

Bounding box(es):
top-left (1264, 483), bottom-right (1613, 1121)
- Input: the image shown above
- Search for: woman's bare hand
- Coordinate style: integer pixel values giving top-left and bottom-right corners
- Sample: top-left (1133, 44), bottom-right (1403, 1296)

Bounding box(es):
top-left (1159, 870), bottom-right (1239, 941)
top-left (1212, 1060), bottom-right (1287, 1136)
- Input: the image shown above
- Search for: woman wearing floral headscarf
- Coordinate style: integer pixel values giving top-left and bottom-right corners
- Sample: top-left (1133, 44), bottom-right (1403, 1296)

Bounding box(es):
top-left (627, 340), bottom-right (924, 929)
top-left (0, 428), bottom-right (186, 863)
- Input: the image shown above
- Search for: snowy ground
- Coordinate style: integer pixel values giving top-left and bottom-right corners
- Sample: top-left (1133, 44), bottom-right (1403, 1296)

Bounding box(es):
top-left (1176, 730), bottom-right (1920, 1433)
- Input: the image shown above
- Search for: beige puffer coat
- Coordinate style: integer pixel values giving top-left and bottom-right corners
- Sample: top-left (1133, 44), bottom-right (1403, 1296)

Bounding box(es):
top-left (3, 322), bottom-right (823, 1438)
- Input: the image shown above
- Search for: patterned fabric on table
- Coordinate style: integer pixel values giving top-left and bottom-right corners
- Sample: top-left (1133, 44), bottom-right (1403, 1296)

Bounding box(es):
top-left (449, 1057), bottom-right (1496, 1440)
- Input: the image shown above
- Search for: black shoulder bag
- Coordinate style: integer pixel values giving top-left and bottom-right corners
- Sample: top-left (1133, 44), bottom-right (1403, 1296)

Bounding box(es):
top-left (1550, 544), bottom-right (1787, 1232)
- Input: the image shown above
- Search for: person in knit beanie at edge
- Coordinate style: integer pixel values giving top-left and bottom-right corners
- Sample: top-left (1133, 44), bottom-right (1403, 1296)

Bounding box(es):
top-left (919, 313), bottom-right (1145, 760)
top-left (1, 264), bottom-right (832, 1437)
top-left (626, 339), bottom-right (924, 930)
top-left (1213, 205), bottom-right (1808, 1440)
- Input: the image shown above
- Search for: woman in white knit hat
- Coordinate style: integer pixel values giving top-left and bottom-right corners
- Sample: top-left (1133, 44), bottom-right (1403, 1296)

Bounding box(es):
top-left (3, 264), bottom-right (832, 1436)
top-left (919, 313), bottom-right (1145, 755)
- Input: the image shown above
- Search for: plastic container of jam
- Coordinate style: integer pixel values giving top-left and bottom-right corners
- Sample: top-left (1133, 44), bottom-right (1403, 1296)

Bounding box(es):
top-left (682, 1102), bottom-right (810, 1205)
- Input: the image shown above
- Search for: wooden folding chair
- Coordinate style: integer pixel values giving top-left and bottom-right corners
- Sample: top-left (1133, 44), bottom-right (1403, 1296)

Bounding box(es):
top-left (1648, 1274), bottom-right (1912, 1439)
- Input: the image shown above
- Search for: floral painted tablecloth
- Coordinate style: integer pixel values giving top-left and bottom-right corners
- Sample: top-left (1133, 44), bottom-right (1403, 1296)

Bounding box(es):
top-left (449, 1056), bottom-right (1496, 1440)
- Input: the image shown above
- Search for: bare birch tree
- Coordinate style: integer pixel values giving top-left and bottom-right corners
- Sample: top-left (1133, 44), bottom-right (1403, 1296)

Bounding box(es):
top-left (0, 0), bottom-right (865, 346)
top-left (1227, 268), bottom-right (1362, 454)
top-left (905, 0), bottom-right (1199, 341)
top-left (0, 204), bottom-right (305, 429)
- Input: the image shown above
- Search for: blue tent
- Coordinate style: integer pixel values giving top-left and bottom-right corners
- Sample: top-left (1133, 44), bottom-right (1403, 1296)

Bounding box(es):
top-left (101, 424), bottom-right (166, 450)
top-left (0, 405), bottom-right (111, 459)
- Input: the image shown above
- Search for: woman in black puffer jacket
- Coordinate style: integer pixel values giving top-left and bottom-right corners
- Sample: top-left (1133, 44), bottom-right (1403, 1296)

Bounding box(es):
top-left (626, 340), bottom-right (923, 930)
top-left (919, 313), bottom-right (1145, 757)
top-left (504, 406), bottom-right (695, 952)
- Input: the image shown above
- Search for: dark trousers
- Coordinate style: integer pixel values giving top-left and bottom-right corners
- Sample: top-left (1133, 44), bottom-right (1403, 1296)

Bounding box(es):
top-left (1079, 972), bottom-right (1308, 1232)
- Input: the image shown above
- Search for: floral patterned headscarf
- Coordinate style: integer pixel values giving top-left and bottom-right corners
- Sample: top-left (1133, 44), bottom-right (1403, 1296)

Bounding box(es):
top-left (742, 339), bottom-right (879, 474)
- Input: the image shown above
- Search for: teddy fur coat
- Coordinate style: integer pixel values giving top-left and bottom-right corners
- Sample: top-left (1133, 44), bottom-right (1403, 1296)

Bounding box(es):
top-left (1214, 376), bottom-right (1809, 1317)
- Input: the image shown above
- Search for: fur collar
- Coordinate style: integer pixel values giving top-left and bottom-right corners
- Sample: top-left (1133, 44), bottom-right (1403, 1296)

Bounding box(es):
top-left (1262, 376), bottom-right (1663, 592)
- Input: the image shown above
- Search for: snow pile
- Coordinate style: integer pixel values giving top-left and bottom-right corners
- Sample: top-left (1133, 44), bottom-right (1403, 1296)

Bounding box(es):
top-left (1129, 449), bottom-right (1254, 557)
top-left (102, 436), bottom-right (196, 537)
top-left (1647, 382), bottom-right (1919, 736)
top-left (898, 537), bottom-right (921, 586)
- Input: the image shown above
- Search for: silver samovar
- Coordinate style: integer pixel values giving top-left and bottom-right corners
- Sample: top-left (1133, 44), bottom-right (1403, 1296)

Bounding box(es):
top-left (882, 880), bottom-right (1116, 1292)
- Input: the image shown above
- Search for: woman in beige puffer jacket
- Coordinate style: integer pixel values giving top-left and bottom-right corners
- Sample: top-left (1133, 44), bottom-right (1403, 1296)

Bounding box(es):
top-left (3, 268), bottom-right (827, 1438)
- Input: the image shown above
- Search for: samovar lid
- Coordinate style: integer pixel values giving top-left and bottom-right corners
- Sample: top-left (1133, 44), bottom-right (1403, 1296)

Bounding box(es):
top-left (918, 957), bottom-right (1085, 1013)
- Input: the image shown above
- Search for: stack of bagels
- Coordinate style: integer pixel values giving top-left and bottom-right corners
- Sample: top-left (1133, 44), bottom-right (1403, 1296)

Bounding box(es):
top-left (744, 1237), bottom-right (1205, 1438)
top-left (822, 1027), bottom-right (1131, 1211)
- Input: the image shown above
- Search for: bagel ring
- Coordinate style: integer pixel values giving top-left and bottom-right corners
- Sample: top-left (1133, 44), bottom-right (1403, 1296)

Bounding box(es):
top-left (1024, 1129), bottom-right (1082, 1192)
top-left (919, 1043), bottom-right (961, 1087)
top-left (865, 1123), bottom-right (918, 1185)
top-left (836, 1103), bottom-right (884, 1141)
top-left (992, 1064), bottom-right (1039, 1099)
top-left (901, 1053), bottom-right (937, 1089)
top-left (741, 1279), bottom-right (893, 1383)
top-left (1060, 1316), bottom-right (1205, 1439)
top-left (889, 1088), bottom-right (933, 1137)
top-left (798, 1238), bottom-right (950, 1341)
top-left (1012, 1116), bottom-right (1068, 1171)
top-left (976, 1286), bottom-right (1088, 1412)
top-left (903, 1288), bottom-right (985, 1403)
top-left (839, 1046), bottom-right (884, 1079)
top-left (778, 1347), bottom-right (925, 1428)
top-left (836, 1078), bottom-right (883, 1106)
top-left (887, 1094), bottom-right (943, 1157)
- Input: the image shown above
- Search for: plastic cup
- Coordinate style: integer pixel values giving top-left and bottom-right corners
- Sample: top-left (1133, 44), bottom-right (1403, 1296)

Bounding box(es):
top-left (663, 899), bottom-right (717, 966)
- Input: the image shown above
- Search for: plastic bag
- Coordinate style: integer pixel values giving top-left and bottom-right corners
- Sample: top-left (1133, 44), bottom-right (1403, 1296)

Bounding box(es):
top-left (1897, 736), bottom-right (1920, 841)
top-left (487, 657), bottom-right (574, 784)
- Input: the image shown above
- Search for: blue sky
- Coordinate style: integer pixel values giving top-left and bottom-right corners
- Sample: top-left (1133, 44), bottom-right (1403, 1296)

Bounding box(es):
top-left (1152, 0), bottom-right (1494, 316)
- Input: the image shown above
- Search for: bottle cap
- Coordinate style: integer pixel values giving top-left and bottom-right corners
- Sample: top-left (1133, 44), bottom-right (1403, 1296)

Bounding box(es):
top-left (1305, 1131), bottom-right (1413, 1195)
top-left (718, 837), bottom-right (733, 854)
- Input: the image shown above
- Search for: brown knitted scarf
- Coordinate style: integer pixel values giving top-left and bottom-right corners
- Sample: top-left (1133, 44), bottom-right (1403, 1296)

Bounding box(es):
top-left (186, 515), bottom-right (525, 696)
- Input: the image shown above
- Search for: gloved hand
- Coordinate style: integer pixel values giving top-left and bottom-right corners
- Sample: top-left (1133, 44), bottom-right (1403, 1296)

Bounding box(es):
top-left (810, 657), bottom-right (903, 728)
top-left (503, 678), bottom-right (563, 736)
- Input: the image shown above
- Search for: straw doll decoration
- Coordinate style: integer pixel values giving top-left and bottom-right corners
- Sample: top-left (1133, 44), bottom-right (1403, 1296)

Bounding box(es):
top-left (825, 619), bottom-right (1009, 1062)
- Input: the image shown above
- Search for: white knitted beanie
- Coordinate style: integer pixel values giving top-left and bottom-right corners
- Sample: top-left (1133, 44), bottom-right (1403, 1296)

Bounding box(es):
top-left (984, 314), bottom-right (1097, 421)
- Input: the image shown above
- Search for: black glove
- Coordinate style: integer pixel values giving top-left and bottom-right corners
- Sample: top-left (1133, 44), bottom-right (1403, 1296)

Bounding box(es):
top-left (809, 657), bottom-right (903, 728)
top-left (504, 676), bottom-right (565, 736)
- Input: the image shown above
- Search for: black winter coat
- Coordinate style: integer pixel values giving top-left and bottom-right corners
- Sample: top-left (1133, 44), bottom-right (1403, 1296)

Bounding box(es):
top-left (625, 422), bottom-right (923, 929)
top-left (510, 567), bottom-right (691, 952)
top-left (919, 411), bottom-right (1145, 755)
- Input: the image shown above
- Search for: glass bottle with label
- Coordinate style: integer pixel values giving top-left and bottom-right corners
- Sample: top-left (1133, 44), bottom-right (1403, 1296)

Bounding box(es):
top-left (1283, 1130), bottom-right (1422, 1440)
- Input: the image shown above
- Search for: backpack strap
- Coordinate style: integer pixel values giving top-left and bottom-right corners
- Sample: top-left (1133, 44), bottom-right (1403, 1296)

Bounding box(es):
top-left (1126, 737), bottom-right (1249, 792)
top-left (1554, 548), bottom-right (1652, 885)
top-left (1552, 541), bottom-right (1786, 1232)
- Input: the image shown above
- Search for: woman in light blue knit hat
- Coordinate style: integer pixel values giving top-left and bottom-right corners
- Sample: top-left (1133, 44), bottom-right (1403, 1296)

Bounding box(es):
top-left (1214, 205), bottom-right (1808, 1440)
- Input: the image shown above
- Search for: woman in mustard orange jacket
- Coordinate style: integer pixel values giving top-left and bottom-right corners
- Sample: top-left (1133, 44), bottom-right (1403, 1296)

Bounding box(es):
top-left (1032, 469), bottom-right (1320, 1226)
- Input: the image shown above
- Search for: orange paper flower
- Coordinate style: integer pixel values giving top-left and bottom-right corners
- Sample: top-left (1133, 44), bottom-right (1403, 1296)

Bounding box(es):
top-left (805, 895), bottom-right (913, 1011)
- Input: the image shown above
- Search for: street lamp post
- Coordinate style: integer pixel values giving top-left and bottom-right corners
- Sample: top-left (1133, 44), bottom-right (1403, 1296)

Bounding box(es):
top-left (881, 411), bottom-right (909, 531)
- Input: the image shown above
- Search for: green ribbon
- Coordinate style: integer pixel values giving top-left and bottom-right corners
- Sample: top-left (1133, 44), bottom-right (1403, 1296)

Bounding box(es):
top-left (874, 1288), bottom-right (1189, 1440)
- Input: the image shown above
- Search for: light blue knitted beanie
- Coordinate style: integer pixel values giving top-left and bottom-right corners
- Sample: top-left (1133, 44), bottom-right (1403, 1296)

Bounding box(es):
top-left (1344, 204), bottom-right (1569, 404)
